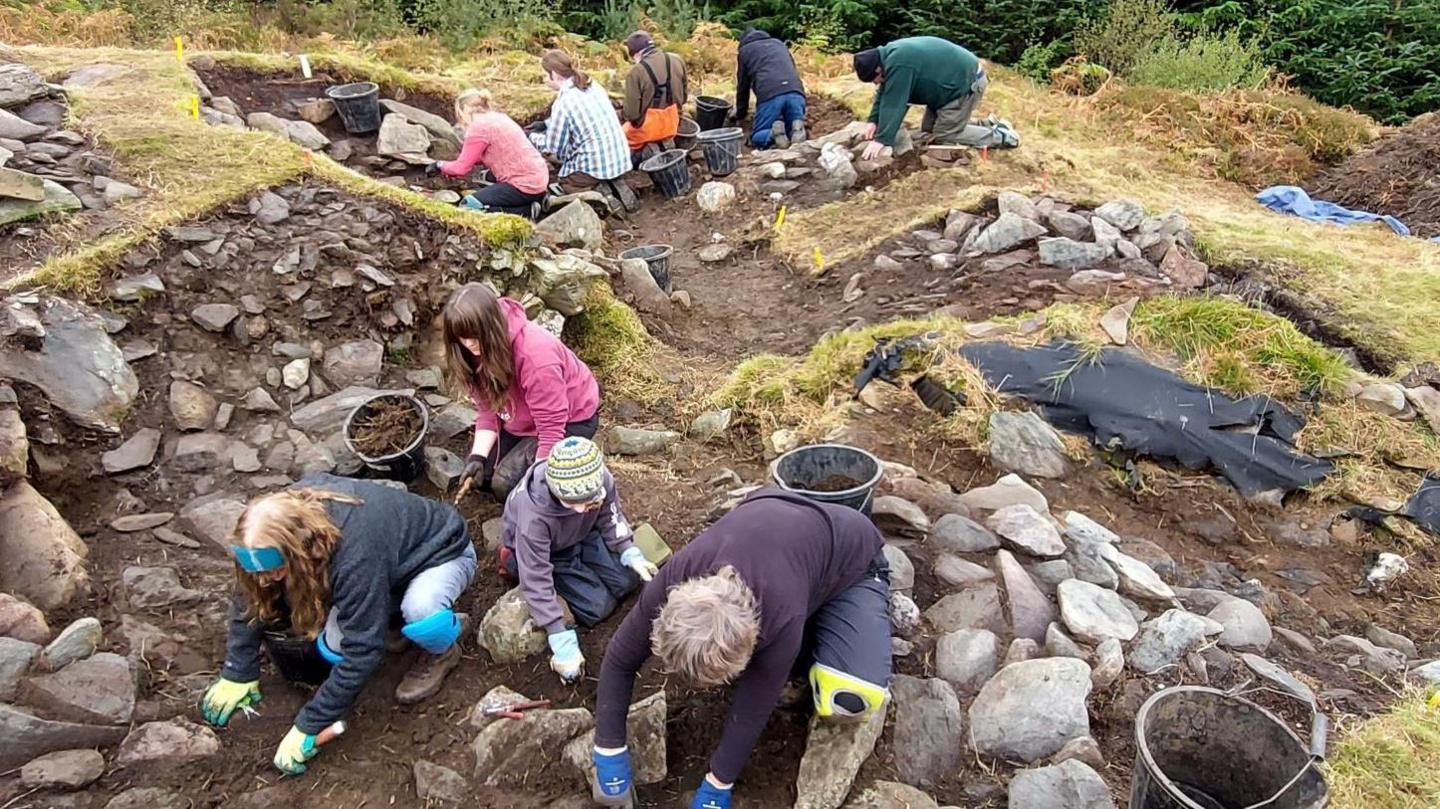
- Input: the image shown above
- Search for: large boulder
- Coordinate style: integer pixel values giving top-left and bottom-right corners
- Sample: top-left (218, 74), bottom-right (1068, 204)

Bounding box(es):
top-left (988, 411), bottom-right (1071, 479)
top-left (1058, 579), bottom-right (1138, 643)
top-left (322, 340), bottom-right (384, 388)
top-left (936, 628), bottom-right (1000, 695)
top-left (1007, 759), bottom-right (1116, 809)
top-left (794, 702), bottom-right (887, 809)
top-left (844, 781), bottom-right (939, 809)
top-left (291, 386), bottom-right (411, 434)
top-left (563, 691), bottom-right (667, 787)
top-left (0, 297), bottom-right (137, 432)
top-left (471, 686), bottom-right (593, 786)
top-left (376, 113), bottom-right (432, 163)
top-left (618, 259), bottom-right (673, 316)
top-left (1038, 238), bottom-right (1110, 271)
top-left (0, 64), bottom-right (49, 108)
top-left (413, 760), bottom-right (467, 804)
top-left (969, 658), bottom-right (1093, 762)
top-left (931, 513), bottom-right (999, 553)
top-left (477, 587), bottom-right (548, 663)
top-left (1208, 598), bottom-right (1272, 653)
top-left (379, 99), bottom-right (462, 146)
top-left (180, 492), bottom-right (246, 547)
top-left (995, 549), bottom-right (1056, 643)
top-left (0, 481), bottom-right (88, 610)
top-left (537, 200), bottom-right (605, 250)
top-left (0, 704), bottom-right (127, 769)
top-left (0, 637), bottom-right (38, 700)
top-left (890, 676), bottom-right (965, 787)
top-left (924, 583), bottom-right (1006, 635)
top-left (971, 213), bottom-right (1047, 254)
top-left (20, 652), bottom-right (135, 724)
top-left (19, 748), bottom-right (106, 790)
top-left (987, 503), bottom-right (1065, 558)
top-left (115, 718), bottom-right (220, 765)
top-left (1129, 609), bottom-right (1217, 674)
top-left (0, 108), bottom-right (46, 141)
top-left (0, 593), bottom-right (49, 644)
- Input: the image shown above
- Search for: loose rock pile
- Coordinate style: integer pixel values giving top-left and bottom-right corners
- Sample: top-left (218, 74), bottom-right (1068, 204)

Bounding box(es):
top-left (875, 190), bottom-right (1210, 291)
top-left (0, 62), bottom-right (135, 229)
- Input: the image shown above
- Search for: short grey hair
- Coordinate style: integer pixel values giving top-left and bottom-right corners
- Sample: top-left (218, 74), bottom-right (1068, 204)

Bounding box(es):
top-left (651, 566), bottom-right (759, 686)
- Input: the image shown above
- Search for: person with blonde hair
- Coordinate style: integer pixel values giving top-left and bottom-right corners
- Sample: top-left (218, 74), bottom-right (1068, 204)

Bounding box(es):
top-left (426, 87), bottom-right (550, 218)
top-left (500, 436), bottom-right (654, 684)
top-left (532, 50), bottom-right (632, 196)
top-left (199, 474), bottom-right (476, 776)
top-left (590, 490), bottom-right (892, 809)
top-left (444, 282), bottom-right (602, 500)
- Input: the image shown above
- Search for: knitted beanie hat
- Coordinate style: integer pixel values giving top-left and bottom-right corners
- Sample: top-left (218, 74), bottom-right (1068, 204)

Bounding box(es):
top-left (545, 437), bottom-right (606, 503)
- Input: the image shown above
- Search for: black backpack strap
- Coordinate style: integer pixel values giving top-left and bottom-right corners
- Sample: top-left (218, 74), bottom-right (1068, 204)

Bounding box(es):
top-left (639, 53), bottom-right (673, 109)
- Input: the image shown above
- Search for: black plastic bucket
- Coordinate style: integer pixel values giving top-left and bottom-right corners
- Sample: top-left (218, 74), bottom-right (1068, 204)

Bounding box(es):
top-left (263, 631), bottom-right (332, 686)
top-left (620, 244), bottom-right (674, 293)
top-left (1132, 687), bottom-right (1329, 809)
top-left (694, 96), bottom-right (731, 131)
top-left (342, 392), bottom-right (429, 482)
top-left (675, 116), bottom-right (701, 150)
top-left (771, 443), bottom-right (884, 514)
top-left (325, 81), bottom-right (381, 135)
top-left (639, 149), bottom-right (692, 199)
top-left (697, 127), bottom-right (744, 177)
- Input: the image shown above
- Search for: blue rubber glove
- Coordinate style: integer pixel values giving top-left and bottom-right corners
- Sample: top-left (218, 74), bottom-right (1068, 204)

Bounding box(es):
top-left (591, 746), bottom-right (634, 804)
top-left (691, 776), bottom-right (733, 809)
top-left (548, 628), bottom-right (585, 683)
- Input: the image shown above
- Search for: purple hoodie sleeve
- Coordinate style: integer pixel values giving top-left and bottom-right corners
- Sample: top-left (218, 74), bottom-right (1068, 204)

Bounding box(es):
top-left (596, 473), bottom-right (635, 554)
top-left (515, 517), bottom-right (569, 635)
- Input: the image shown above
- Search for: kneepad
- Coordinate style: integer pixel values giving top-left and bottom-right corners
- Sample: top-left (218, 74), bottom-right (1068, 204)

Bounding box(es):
top-left (316, 634), bottom-right (345, 665)
top-left (402, 608), bottom-right (461, 654)
top-left (809, 663), bottom-right (888, 720)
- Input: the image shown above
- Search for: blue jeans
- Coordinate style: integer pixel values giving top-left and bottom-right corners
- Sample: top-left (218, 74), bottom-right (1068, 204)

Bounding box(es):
top-left (752, 92), bottom-right (807, 148)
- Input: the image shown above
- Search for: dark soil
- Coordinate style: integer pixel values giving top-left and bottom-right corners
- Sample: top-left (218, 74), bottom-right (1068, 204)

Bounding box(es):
top-left (348, 397), bottom-right (424, 457)
top-left (807, 473), bottom-right (864, 492)
top-left (1310, 112), bottom-right (1440, 238)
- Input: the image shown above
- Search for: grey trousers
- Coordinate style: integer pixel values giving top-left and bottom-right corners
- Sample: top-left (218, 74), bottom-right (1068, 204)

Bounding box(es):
top-left (322, 543), bottom-right (477, 649)
top-left (922, 73), bottom-right (995, 147)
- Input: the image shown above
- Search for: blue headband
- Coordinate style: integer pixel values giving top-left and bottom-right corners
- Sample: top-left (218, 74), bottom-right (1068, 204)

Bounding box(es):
top-left (232, 545), bottom-right (285, 573)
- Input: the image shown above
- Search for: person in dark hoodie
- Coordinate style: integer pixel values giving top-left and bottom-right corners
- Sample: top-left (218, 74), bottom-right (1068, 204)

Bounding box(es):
top-left (588, 489), bottom-right (892, 809)
top-left (500, 436), bottom-right (654, 683)
top-left (200, 475), bottom-right (476, 776)
top-left (733, 28), bottom-right (807, 149)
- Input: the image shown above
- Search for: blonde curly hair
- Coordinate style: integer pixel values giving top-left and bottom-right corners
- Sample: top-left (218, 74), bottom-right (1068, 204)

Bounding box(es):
top-left (650, 566), bottom-right (760, 686)
top-left (233, 488), bottom-right (359, 638)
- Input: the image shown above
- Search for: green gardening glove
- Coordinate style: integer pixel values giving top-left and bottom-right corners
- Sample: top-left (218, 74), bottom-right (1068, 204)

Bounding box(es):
top-left (200, 677), bottom-right (261, 727)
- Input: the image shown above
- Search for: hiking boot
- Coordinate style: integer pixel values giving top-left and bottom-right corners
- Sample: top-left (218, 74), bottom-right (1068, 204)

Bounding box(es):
top-left (792, 122), bottom-right (808, 144)
top-left (394, 612), bottom-right (470, 705)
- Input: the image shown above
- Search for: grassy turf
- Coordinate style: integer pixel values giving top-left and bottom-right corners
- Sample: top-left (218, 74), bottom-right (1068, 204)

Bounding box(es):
top-left (1328, 692), bottom-right (1440, 809)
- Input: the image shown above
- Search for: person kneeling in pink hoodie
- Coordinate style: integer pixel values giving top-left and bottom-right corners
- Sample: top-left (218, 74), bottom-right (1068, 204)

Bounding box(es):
top-left (500, 436), bottom-right (656, 682)
top-left (444, 283), bottom-right (602, 499)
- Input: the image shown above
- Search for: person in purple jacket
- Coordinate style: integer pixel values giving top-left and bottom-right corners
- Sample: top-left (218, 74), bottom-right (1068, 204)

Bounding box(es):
top-left (500, 436), bottom-right (656, 683)
top-left (588, 490), bottom-right (892, 809)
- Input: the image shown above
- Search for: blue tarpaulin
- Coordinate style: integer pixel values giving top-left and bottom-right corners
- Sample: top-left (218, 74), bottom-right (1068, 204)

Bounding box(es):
top-left (1256, 185), bottom-right (1410, 234)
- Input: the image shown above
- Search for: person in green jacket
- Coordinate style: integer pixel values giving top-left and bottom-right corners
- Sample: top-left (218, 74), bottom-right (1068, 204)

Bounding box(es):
top-left (852, 36), bottom-right (1016, 160)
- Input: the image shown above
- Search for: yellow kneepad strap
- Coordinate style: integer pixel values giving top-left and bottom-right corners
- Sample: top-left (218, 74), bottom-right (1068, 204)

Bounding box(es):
top-left (809, 663), bottom-right (888, 719)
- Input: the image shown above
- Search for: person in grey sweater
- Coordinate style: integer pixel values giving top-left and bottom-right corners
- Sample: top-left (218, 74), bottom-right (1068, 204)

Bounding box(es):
top-left (499, 436), bottom-right (655, 682)
top-left (200, 475), bottom-right (476, 776)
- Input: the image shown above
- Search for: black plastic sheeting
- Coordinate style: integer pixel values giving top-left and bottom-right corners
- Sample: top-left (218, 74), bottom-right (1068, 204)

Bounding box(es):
top-left (960, 341), bottom-right (1335, 497)
top-left (1406, 476), bottom-right (1440, 535)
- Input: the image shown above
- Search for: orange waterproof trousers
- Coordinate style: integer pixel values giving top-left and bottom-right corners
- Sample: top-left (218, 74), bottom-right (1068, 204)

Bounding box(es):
top-left (623, 103), bottom-right (680, 150)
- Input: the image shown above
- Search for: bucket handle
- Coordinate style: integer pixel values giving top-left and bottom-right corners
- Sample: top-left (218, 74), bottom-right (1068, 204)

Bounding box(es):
top-left (1225, 683), bottom-right (1328, 809)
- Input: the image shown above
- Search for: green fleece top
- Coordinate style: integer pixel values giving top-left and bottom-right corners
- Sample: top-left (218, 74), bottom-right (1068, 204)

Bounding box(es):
top-left (866, 37), bottom-right (981, 147)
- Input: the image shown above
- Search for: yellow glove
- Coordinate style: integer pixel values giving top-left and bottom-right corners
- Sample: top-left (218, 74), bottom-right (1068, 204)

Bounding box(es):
top-left (273, 725), bottom-right (318, 775)
top-left (200, 678), bottom-right (261, 727)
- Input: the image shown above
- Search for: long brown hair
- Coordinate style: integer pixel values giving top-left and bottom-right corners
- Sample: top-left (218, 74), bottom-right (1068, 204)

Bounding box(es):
top-left (443, 282), bottom-right (514, 412)
top-left (233, 488), bottom-right (359, 638)
top-left (541, 49), bottom-right (592, 91)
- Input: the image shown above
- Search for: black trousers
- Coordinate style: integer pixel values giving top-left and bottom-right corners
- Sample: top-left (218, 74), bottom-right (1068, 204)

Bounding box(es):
top-left (503, 529), bottom-right (638, 627)
top-left (465, 182), bottom-right (546, 217)
top-left (485, 410), bottom-right (602, 498)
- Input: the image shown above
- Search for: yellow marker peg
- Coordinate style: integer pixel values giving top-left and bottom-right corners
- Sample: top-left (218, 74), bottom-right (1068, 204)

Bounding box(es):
top-left (812, 246), bottom-right (824, 272)
top-left (774, 205), bottom-right (787, 231)
top-left (190, 94), bottom-right (200, 120)
top-left (1429, 691), bottom-right (1440, 710)
top-left (174, 36), bottom-right (184, 63)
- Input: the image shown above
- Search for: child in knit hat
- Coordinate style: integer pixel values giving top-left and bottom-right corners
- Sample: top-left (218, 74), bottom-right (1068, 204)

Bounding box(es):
top-left (499, 436), bottom-right (656, 682)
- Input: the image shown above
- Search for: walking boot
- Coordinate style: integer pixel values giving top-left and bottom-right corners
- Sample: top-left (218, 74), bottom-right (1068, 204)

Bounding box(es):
top-left (394, 612), bottom-right (470, 705)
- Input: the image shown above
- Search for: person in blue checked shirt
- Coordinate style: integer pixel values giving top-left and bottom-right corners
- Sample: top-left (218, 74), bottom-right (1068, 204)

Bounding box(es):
top-left (531, 50), bottom-right (633, 196)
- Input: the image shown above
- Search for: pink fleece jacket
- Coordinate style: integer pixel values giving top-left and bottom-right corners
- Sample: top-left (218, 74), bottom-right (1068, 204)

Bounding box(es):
top-left (471, 298), bottom-right (601, 459)
top-left (439, 111), bottom-right (550, 195)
